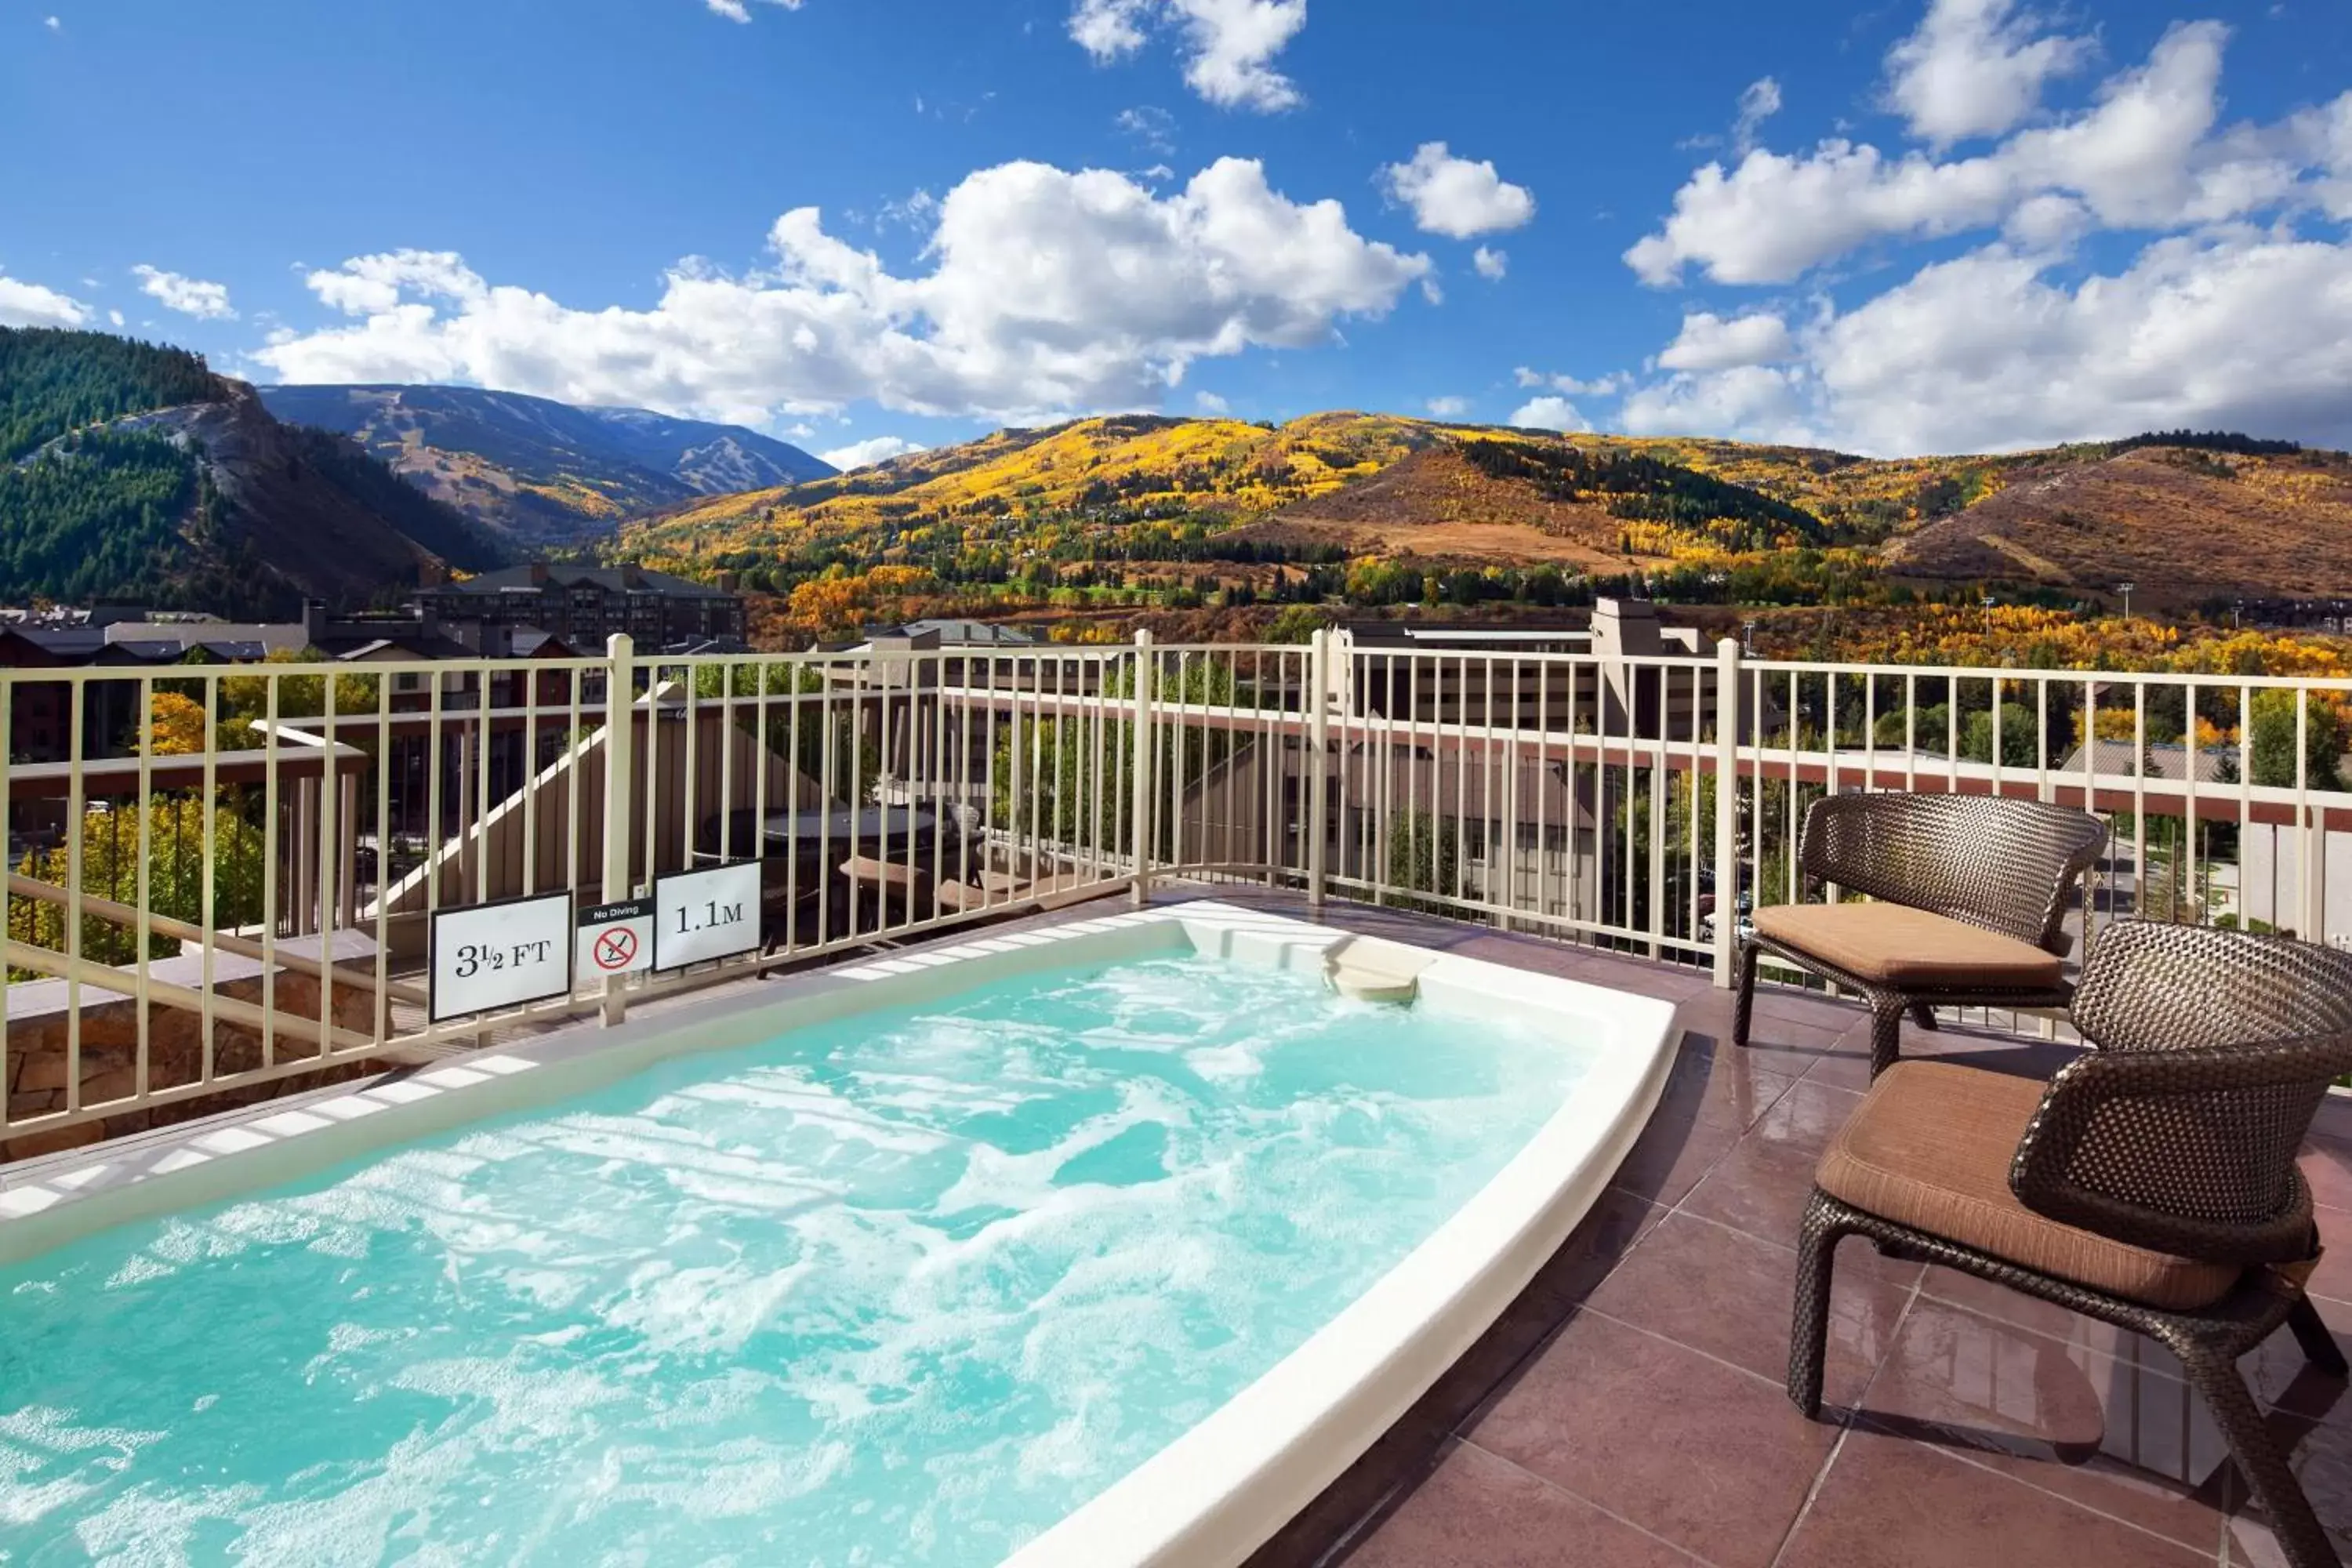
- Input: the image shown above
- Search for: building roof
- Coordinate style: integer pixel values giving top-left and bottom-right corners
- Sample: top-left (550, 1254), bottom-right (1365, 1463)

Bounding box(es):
top-left (855, 619), bottom-right (1043, 649)
top-left (2055, 739), bottom-right (2237, 783)
top-left (431, 564), bottom-right (735, 601)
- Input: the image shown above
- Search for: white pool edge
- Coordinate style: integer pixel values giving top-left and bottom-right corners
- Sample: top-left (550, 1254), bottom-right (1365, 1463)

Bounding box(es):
top-left (0, 898), bottom-right (1680, 1568)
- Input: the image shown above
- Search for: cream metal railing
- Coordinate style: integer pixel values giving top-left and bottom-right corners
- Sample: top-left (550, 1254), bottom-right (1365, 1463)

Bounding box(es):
top-left (4, 629), bottom-right (2349, 1147)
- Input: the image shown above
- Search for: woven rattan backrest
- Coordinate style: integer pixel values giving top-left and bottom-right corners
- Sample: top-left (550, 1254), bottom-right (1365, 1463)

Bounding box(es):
top-left (1797, 792), bottom-right (2108, 953)
top-left (2072, 920), bottom-right (2352, 1051)
top-left (2013, 924), bottom-right (2352, 1263)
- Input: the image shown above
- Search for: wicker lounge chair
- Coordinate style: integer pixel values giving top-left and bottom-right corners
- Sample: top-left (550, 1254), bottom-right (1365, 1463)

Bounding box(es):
top-left (1790, 922), bottom-right (2352, 1568)
top-left (1733, 791), bottom-right (2109, 1079)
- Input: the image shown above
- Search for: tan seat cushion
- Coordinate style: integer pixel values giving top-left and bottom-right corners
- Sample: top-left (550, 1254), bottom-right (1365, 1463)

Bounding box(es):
top-left (1754, 901), bottom-right (2061, 989)
top-left (1817, 1060), bottom-right (2245, 1311)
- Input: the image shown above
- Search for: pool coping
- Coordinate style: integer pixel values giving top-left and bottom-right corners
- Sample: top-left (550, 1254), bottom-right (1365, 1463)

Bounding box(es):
top-left (0, 896), bottom-right (1679, 1568)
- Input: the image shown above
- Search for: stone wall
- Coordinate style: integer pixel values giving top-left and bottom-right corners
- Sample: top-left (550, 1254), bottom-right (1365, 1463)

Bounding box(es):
top-left (5, 962), bottom-right (388, 1162)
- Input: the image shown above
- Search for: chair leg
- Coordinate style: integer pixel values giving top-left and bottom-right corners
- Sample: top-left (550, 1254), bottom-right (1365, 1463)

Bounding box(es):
top-left (1732, 939), bottom-right (1761, 1049)
top-left (2290, 1296), bottom-right (2350, 1379)
top-left (2172, 1332), bottom-right (2343, 1568)
top-left (1909, 1000), bottom-right (1940, 1032)
top-left (1867, 992), bottom-right (1908, 1080)
top-left (1788, 1191), bottom-right (1848, 1419)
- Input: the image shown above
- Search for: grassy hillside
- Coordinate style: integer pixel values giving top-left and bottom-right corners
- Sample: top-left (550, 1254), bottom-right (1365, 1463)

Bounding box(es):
top-left (617, 411), bottom-right (1998, 633)
top-left (616, 410), bottom-right (2333, 641)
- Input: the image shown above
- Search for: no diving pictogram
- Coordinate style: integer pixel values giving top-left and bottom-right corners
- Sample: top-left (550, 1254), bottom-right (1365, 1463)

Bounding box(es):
top-left (576, 898), bottom-right (654, 978)
top-left (594, 927), bottom-right (639, 971)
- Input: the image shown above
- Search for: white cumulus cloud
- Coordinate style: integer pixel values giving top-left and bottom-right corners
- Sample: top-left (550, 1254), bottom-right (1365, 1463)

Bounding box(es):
top-left (132, 264), bottom-right (236, 321)
top-left (704, 0), bottom-right (803, 21)
top-left (1656, 311), bottom-right (1795, 372)
top-left (1194, 389), bottom-right (1230, 412)
top-left (1625, 20), bottom-right (2292, 287)
top-left (0, 273), bottom-right (89, 328)
top-left (1885, 0), bottom-right (2095, 147)
top-left (1607, 2), bottom-right (2352, 456)
top-left (1513, 367), bottom-right (1625, 397)
top-left (818, 435), bottom-right (928, 470)
top-left (1508, 395), bottom-right (1589, 433)
top-left (1380, 142), bottom-right (1537, 239)
top-left (1069, 0), bottom-right (1308, 113)
top-left (1472, 245), bottom-right (1508, 280)
top-left (257, 158), bottom-right (1429, 426)
top-left (1425, 395), bottom-right (1470, 418)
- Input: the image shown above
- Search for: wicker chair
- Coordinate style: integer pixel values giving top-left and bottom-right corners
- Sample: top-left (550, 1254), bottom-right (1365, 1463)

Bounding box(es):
top-left (1790, 922), bottom-right (2352, 1568)
top-left (1733, 792), bottom-right (2109, 1079)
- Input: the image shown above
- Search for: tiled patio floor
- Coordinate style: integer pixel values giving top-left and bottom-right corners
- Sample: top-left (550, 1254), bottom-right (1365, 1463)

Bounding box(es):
top-left (1179, 890), bottom-right (2352, 1568)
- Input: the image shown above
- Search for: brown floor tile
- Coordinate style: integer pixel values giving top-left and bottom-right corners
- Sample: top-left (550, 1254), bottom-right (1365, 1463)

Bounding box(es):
top-left (1247, 1420), bottom-right (1448, 1568)
top-left (1584, 1209), bottom-right (1916, 1407)
top-left (1606, 1104), bottom-right (1744, 1210)
top-left (1902, 1025), bottom-right (2085, 1083)
top-left (2241, 1312), bottom-right (2352, 1430)
top-left (2306, 1230), bottom-right (2352, 1313)
top-left (1566, 955), bottom-right (1715, 1002)
top-left (1798, 1040), bottom-right (1878, 1092)
top-left (1468, 1308), bottom-right (1839, 1568)
top-left (1748, 984), bottom-right (1868, 1034)
top-left (2307, 1094), bottom-right (2352, 1152)
top-left (1679, 1078), bottom-right (1864, 1246)
top-left (1731, 1013), bottom-right (1857, 1082)
top-left (1521, 1186), bottom-right (1667, 1314)
top-left (1651, 1031), bottom-right (1800, 1138)
top-left (2221, 1412), bottom-right (2352, 1566)
top-left (1780, 1423), bottom-right (2217, 1566)
top-left (1915, 1265), bottom-right (2183, 1375)
top-left (1854, 1298), bottom-right (2235, 1551)
top-left (1341, 1441), bottom-right (1700, 1568)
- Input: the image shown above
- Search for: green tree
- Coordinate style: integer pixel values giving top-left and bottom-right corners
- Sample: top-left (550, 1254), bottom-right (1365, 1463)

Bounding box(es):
top-left (2249, 690), bottom-right (2347, 790)
top-left (10, 792), bottom-right (269, 971)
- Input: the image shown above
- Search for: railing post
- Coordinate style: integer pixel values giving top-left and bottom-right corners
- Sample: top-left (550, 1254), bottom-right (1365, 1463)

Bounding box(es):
top-left (1130, 629), bottom-right (1155, 908)
top-left (601, 633), bottom-right (635, 1025)
top-left (1713, 636), bottom-right (1742, 989)
top-left (1308, 627), bottom-right (1330, 913)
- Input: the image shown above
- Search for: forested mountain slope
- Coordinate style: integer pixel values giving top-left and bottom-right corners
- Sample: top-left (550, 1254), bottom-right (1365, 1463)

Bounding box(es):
top-left (0, 328), bottom-right (507, 615)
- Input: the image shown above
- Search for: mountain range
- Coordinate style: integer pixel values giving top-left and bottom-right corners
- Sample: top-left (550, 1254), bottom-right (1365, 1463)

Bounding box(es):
top-left (9, 327), bottom-right (2346, 631)
top-left (258, 384), bottom-right (835, 546)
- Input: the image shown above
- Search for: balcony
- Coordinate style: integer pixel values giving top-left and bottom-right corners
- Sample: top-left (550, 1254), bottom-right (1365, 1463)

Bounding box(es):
top-left (2, 630), bottom-right (2349, 1565)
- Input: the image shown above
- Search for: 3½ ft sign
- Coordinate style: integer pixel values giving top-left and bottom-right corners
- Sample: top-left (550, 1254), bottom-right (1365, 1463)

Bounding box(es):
top-left (430, 892), bottom-right (573, 1022)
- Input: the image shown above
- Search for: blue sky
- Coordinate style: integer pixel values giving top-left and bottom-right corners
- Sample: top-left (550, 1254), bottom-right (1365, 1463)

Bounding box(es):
top-left (8, 0), bottom-right (2352, 463)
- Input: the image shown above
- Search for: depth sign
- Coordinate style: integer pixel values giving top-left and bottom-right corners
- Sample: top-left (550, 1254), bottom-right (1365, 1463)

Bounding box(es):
top-left (430, 892), bottom-right (573, 1022)
top-left (654, 862), bottom-right (764, 971)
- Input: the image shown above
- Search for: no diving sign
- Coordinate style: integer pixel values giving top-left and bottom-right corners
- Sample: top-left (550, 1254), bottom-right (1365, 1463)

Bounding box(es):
top-left (578, 898), bottom-right (655, 979)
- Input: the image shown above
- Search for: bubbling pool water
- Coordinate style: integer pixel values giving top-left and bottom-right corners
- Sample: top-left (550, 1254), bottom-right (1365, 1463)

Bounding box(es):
top-left (0, 953), bottom-right (1594, 1566)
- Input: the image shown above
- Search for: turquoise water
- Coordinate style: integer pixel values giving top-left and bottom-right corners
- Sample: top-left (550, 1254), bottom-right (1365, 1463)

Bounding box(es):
top-left (0, 953), bottom-right (1592, 1566)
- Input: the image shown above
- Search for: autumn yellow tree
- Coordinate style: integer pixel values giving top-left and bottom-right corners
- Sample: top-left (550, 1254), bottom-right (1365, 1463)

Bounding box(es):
top-left (140, 691), bottom-right (212, 754)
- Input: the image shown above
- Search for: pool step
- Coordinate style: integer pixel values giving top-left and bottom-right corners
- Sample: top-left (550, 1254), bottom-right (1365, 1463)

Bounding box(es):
top-left (1323, 937), bottom-right (1439, 1004)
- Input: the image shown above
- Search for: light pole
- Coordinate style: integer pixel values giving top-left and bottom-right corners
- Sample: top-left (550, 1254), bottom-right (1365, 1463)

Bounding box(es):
top-left (2118, 581), bottom-right (2136, 620)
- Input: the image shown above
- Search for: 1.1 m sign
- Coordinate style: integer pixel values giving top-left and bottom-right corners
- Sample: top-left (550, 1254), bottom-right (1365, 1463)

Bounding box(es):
top-left (653, 862), bottom-right (763, 971)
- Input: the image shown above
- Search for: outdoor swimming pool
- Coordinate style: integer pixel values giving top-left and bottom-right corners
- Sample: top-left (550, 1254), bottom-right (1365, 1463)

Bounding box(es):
top-left (0, 905), bottom-right (1676, 1566)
